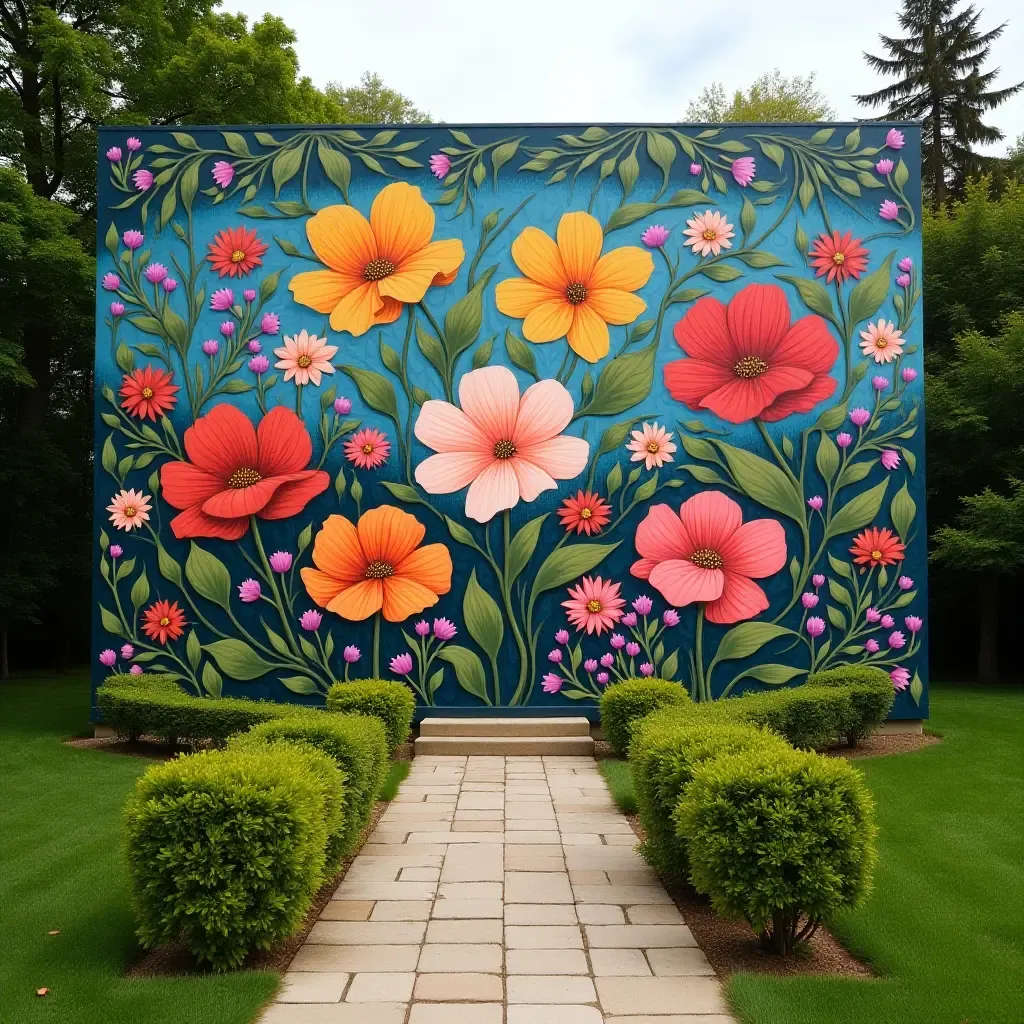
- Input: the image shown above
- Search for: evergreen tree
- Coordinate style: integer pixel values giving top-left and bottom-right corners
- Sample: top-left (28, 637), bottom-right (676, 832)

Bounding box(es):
top-left (856, 0), bottom-right (1023, 207)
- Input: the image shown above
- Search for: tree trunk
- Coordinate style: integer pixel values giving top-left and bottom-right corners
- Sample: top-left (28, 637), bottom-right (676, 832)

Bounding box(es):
top-left (977, 574), bottom-right (999, 684)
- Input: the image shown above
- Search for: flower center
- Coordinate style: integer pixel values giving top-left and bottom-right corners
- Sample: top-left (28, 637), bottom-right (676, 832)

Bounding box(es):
top-left (228, 467), bottom-right (262, 489)
top-left (646, 441), bottom-right (661, 454)
top-left (364, 257), bottom-right (396, 282)
top-left (871, 549), bottom-right (883, 561)
top-left (231, 249), bottom-right (246, 263)
top-left (733, 355), bottom-right (768, 379)
top-left (832, 252), bottom-right (845, 265)
top-left (362, 443), bottom-right (374, 454)
top-left (875, 338), bottom-right (888, 348)
top-left (580, 507), bottom-right (592, 519)
top-left (159, 616), bottom-right (170, 626)
top-left (565, 282), bottom-right (587, 305)
top-left (297, 353), bottom-right (312, 367)
top-left (702, 228), bottom-right (718, 240)
top-left (364, 560), bottom-right (394, 580)
top-left (586, 599), bottom-right (602, 613)
top-left (690, 547), bottom-right (724, 570)
top-left (493, 439), bottom-right (517, 460)
top-left (141, 386), bottom-right (154, 399)
top-left (124, 506), bottom-right (136, 518)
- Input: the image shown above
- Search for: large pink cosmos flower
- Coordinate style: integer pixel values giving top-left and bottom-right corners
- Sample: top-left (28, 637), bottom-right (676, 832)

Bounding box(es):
top-left (631, 491), bottom-right (786, 624)
top-left (414, 366), bottom-right (589, 523)
top-left (274, 329), bottom-right (337, 386)
top-left (682, 210), bottom-right (734, 258)
top-left (562, 576), bottom-right (626, 635)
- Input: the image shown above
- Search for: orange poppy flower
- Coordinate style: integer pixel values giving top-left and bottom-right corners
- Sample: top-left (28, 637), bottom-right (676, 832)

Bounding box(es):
top-left (288, 182), bottom-right (465, 337)
top-left (495, 211), bottom-right (654, 363)
top-left (300, 505), bottom-right (453, 622)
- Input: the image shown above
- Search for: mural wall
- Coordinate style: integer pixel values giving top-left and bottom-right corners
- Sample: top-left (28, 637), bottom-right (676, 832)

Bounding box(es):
top-left (92, 122), bottom-right (927, 718)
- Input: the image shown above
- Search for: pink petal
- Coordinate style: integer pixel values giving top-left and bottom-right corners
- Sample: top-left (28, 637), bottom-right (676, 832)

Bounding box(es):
top-left (415, 450), bottom-right (495, 494)
top-left (415, 399), bottom-right (490, 453)
top-left (680, 491), bottom-right (743, 553)
top-left (706, 572), bottom-right (770, 624)
top-left (630, 556), bottom-right (658, 580)
top-left (459, 366), bottom-right (520, 443)
top-left (464, 459), bottom-right (521, 522)
top-left (719, 518), bottom-right (788, 578)
top-left (516, 436), bottom-right (589, 481)
top-left (513, 378), bottom-right (575, 447)
top-left (726, 283), bottom-right (791, 359)
top-left (634, 504), bottom-right (693, 561)
top-left (649, 560), bottom-right (724, 606)
top-left (510, 457), bottom-right (558, 502)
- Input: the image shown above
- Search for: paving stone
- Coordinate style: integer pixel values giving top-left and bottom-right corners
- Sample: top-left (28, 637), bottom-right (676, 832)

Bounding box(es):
top-left (417, 943), bottom-right (503, 973)
top-left (506, 1006), bottom-right (603, 1024)
top-left (277, 972), bottom-right (348, 1003)
top-left (319, 901), bottom-right (375, 921)
top-left (259, 1004), bottom-right (407, 1023)
top-left (586, 925), bottom-right (697, 948)
top-left (646, 947), bottom-right (716, 976)
top-left (606, 869), bottom-right (660, 884)
top-left (505, 948), bottom-right (590, 974)
top-left (452, 819), bottom-right (504, 832)
top-left (398, 867), bottom-right (440, 881)
top-left (453, 809), bottom-right (504, 820)
top-left (437, 881), bottom-right (503, 900)
top-left (288, 945), bottom-right (420, 973)
top-left (596, 976), bottom-right (731, 1015)
top-left (456, 792), bottom-right (504, 809)
top-left (626, 904), bottom-right (685, 924)
top-left (504, 847), bottom-right (565, 871)
top-left (589, 948), bottom-right (652, 976)
top-left (504, 818), bottom-right (561, 831)
top-left (306, 921), bottom-right (425, 945)
top-left (504, 871), bottom-right (573, 903)
top-left (575, 904), bottom-right (625, 925)
top-left (505, 924), bottom-right (583, 949)
top-left (504, 830), bottom-right (561, 844)
top-left (440, 843), bottom-right (504, 882)
top-left (430, 898), bottom-right (504, 919)
top-left (425, 918), bottom-right (503, 943)
top-left (568, 869), bottom-right (608, 885)
top-left (408, 1004), bottom-right (502, 1024)
top-left (345, 973), bottom-right (415, 1002)
top-left (572, 885), bottom-right (672, 905)
top-left (505, 903), bottom-right (578, 925)
top-left (332, 881), bottom-right (437, 902)
top-left (413, 974), bottom-right (503, 1001)
top-left (368, 901), bottom-right (432, 921)
top-left (408, 831), bottom-right (505, 845)
top-left (507, 974), bottom-right (598, 1003)
top-left (360, 845), bottom-right (446, 858)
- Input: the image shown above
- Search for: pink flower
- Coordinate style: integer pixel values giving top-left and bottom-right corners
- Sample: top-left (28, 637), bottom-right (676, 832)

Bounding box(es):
top-left (600, 653), bottom-right (614, 668)
top-left (143, 262), bottom-right (167, 284)
top-left (896, 273), bottom-right (911, 288)
top-left (801, 592), bottom-right (819, 609)
top-left (807, 495), bottom-right (823, 511)
top-left (110, 302), bottom-right (125, 316)
top-left (109, 544), bottom-right (123, 559)
top-left (123, 230), bottom-right (144, 250)
top-left (414, 366), bottom-right (589, 523)
top-left (99, 649), bottom-right (117, 667)
top-left (429, 153), bottom-right (451, 179)
top-left (121, 644), bottom-right (135, 659)
top-left (889, 631), bottom-right (906, 649)
top-left (238, 578), bottom-right (261, 603)
top-left (243, 289), bottom-right (257, 303)
top-left (133, 168), bottom-right (153, 191)
top-left (622, 611), bottom-right (638, 627)
top-left (610, 634), bottom-right (626, 650)
top-left (562, 575), bottom-right (626, 635)
top-left (872, 376), bottom-right (890, 391)
top-left (731, 157), bottom-right (756, 186)
top-left (334, 397), bottom-right (352, 415)
top-left (548, 648), bottom-right (563, 664)
top-left (902, 367), bottom-right (918, 385)
top-left (584, 658), bottom-right (598, 672)
top-left (343, 645), bottom-right (361, 663)
top-left (890, 667), bottom-right (911, 690)
top-left (865, 639), bottom-right (880, 653)
top-left (555, 628), bottom-right (570, 645)
top-left (879, 200), bottom-right (901, 221)
top-left (261, 312), bottom-right (280, 335)
top-left (344, 427), bottom-right (390, 470)
top-left (631, 491), bottom-right (787, 624)
top-left (905, 615), bottom-right (923, 633)
top-left (269, 551), bottom-right (293, 573)
top-left (107, 488), bottom-right (151, 531)
top-left (129, 664), bottom-right (144, 676)
top-left (866, 608), bottom-right (882, 623)
top-left (248, 355), bottom-right (270, 374)
top-left (663, 608), bottom-right (680, 627)
top-left (542, 672), bottom-right (563, 694)
top-left (881, 614), bottom-right (895, 629)
top-left (812, 574), bottom-right (825, 588)
top-left (212, 161), bottom-right (235, 188)
top-left (597, 671), bottom-right (610, 684)
top-left (876, 159), bottom-right (894, 175)
top-left (162, 278), bottom-right (177, 293)
top-left (301, 609), bottom-right (323, 632)
top-left (211, 288), bottom-right (235, 311)
top-left (274, 329), bottom-right (337, 387)
top-left (881, 449), bottom-right (901, 471)
top-left (689, 162), bottom-right (702, 176)
top-left (248, 339), bottom-right (262, 353)
top-left (624, 641), bottom-right (641, 658)
top-left (390, 653), bottom-right (414, 675)
top-left (898, 576), bottom-right (914, 590)
top-left (126, 137), bottom-right (142, 152)
top-left (106, 147), bottom-right (122, 163)
top-left (415, 620), bottom-right (431, 637)
top-left (433, 617), bottom-right (457, 641)
top-left (641, 224), bottom-right (670, 248)
top-left (898, 257), bottom-right (913, 272)
top-left (860, 320), bottom-right (904, 363)
top-left (885, 128), bottom-right (905, 150)
top-left (632, 594), bottom-right (653, 615)
top-left (850, 407), bottom-right (871, 427)
top-left (806, 616), bottom-right (826, 637)
top-left (627, 422), bottom-right (676, 470)
top-left (225, 322), bottom-right (239, 340)
top-left (639, 662), bottom-right (654, 676)
top-left (682, 210), bottom-right (734, 258)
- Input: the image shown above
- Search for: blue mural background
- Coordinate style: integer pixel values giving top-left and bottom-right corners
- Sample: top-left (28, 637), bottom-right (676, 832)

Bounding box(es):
top-left (91, 121), bottom-right (927, 720)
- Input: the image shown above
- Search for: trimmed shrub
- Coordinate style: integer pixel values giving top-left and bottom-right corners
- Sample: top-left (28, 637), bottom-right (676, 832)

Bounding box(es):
top-left (677, 747), bottom-right (877, 954)
top-left (807, 667), bottom-right (895, 744)
top-left (123, 744), bottom-right (340, 970)
top-left (231, 712), bottom-right (388, 858)
top-left (326, 680), bottom-right (415, 753)
top-left (630, 717), bottom-right (789, 877)
top-left (599, 678), bottom-right (691, 756)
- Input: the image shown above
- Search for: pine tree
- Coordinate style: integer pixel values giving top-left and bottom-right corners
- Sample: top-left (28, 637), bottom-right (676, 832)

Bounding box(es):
top-left (856, 0), bottom-right (1023, 207)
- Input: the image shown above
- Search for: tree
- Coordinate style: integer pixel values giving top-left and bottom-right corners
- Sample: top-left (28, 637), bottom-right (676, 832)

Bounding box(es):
top-left (325, 72), bottom-right (431, 124)
top-left (685, 70), bottom-right (835, 123)
top-left (856, 0), bottom-right (1024, 208)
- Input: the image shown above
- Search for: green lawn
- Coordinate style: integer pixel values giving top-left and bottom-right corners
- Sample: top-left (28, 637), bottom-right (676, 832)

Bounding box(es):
top-left (602, 685), bottom-right (1024, 1024)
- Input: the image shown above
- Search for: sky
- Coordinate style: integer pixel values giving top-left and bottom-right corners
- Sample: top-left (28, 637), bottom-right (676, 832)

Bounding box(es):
top-left (231, 0), bottom-right (1024, 154)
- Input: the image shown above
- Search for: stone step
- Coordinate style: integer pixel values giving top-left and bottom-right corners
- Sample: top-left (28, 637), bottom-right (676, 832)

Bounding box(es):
top-left (419, 716), bottom-right (591, 737)
top-left (413, 734), bottom-right (595, 756)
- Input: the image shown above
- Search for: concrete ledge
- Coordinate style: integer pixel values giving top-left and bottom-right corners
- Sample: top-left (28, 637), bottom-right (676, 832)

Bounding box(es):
top-left (94, 724), bottom-right (117, 739)
top-left (414, 735), bottom-right (595, 756)
top-left (877, 719), bottom-right (924, 735)
top-left (420, 717), bottom-right (591, 738)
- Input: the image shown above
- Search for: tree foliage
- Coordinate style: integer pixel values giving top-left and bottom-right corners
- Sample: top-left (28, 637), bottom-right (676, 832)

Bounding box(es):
top-left (685, 71), bottom-right (835, 123)
top-left (324, 72), bottom-right (430, 125)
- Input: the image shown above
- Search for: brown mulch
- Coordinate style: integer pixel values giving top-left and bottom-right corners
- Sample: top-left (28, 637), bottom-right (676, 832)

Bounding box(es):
top-left (826, 731), bottom-right (941, 759)
top-left (64, 734), bottom-right (201, 760)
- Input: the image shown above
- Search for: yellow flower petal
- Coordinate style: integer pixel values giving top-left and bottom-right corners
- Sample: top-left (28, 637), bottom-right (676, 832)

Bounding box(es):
top-left (305, 205), bottom-right (377, 276)
top-left (379, 239), bottom-right (466, 303)
top-left (556, 211), bottom-right (603, 284)
top-left (289, 269), bottom-right (361, 315)
top-left (495, 277), bottom-right (564, 318)
top-left (511, 226), bottom-right (567, 290)
top-left (370, 182), bottom-right (434, 265)
top-left (586, 288), bottom-right (648, 326)
top-left (589, 246), bottom-right (655, 292)
top-left (567, 303), bottom-right (610, 362)
top-left (328, 280), bottom-right (385, 337)
top-left (522, 299), bottom-right (574, 344)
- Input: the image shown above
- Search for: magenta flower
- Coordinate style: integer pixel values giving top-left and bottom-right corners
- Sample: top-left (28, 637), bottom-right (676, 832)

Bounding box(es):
top-left (542, 672), bottom-right (563, 694)
top-left (866, 608), bottom-right (882, 624)
top-left (881, 449), bottom-right (901, 471)
top-left (890, 667), bottom-right (911, 690)
top-left (212, 161), bottom-right (235, 189)
top-left (126, 137), bottom-right (142, 152)
top-left (220, 320), bottom-right (235, 337)
top-left (334, 397), bottom-right (352, 415)
top-left (300, 609), bottom-right (322, 631)
top-left (269, 551), bottom-right (293, 573)
top-left (889, 630), bottom-right (906, 649)
top-left (872, 376), bottom-right (890, 391)
top-left (584, 658), bottom-right (599, 672)
top-left (901, 367), bottom-right (918, 384)
top-left (415, 619), bottom-right (431, 637)
top-left (881, 614), bottom-right (895, 629)
top-left (102, 273), bottom-right (121, 291)
top-left (885, 128), bottom-right (905, 150)
top-left (123, 230), bottom-right (144, 250)
top-left (202, 339), bottom-right (219, 356)
top-left (625, 641), bottom-right (641, 657)
top-left (600, 653), bottom-right (614, 668)
top-left (836, 432), bottom-right (853, 449)
top-left (641, 224), bottom-right (670, 248)
top-left (807, 495), bottom-right (823, 511)
top-left (248, 355), bottom-right (270, 374)
top-left (622, 611), bottom-right (638, 627)
top-left (801, 592), bottom-right (819, 609)
top-left (898, 257), bottom-right (913, 272)
top-left (812, 574), bottom-right (826, 589)
top-left (597, 671), bottom-right (610, 684)
top-left (390, 652), bottom-right (414, 675)
top-left (879, 200), bottom-right (900, 221)
top-left (110, 302), bottom-right (125, 317)
top-left (143, 263), bottom-right (167, 284)
top-left (898, 576), bottom-right (914, 590)
top-left (429, 153), bottom-right (452, 179)
top-left (555, 628), bottom-right (570, 645)
top-left (343, 644), bottom-right (361, 663)
top-left (610, 633), bottom-right (626, 650)
top-left (129, 664), bottom-right (144, 676)
top-left (106, 147), bottom-right (122, 163)
top-left (121, 644), bottom-right (135, 659)
top-left (238, 578), bottom-right (261, 603)
top-left (548, 648), bottom-right (563, 664)
top-left (876, 158), bottom-right (894, 175)
top-left (248, 339), bottom-right (262, 353)
top-left (865, 639), bottom-right (880, 653)
top-left (731, 157), bottom-right (756, 186)
top-left (109, 544), bottom-right (123, 559)
top-left (132, 168), bottom-right (153, 191)
top-left (211, 287), bottom-right (235, 311)
top-left (896, 273), bottom-right (911, 288)
top-left (689, 162), bottom-right (702, 176)
top-left (806, 616), bottom-right (826, 637)
top-left (850, 408), bottom-right (871, 427)
top-left (243, 289), bottom-right (257, 303)
top-left (434, 618), bottom-right (457, 641)
top-left (663, 608), bottom-right (680, 627)
top-left (162, 278), bottom-right (177, 293)
top-left (99, 649), bottom-right (117, 667)
top-left (632, 595), bottom-right (653, 615)
top-left (261, 312), bottom-right (280, 335)
top-left (639, 662), bottom-right (654, 677)
top-left (905, 615), bottom-right (923, 633)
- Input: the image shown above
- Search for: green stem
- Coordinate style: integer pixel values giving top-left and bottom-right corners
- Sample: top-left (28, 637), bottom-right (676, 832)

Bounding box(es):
top-left (373, 613), bottom-right (380, 679)
top-left (695, 604), bottom-right (708, 702)
top-left (250, 517), bottom-right (301, 657)
top-left (501, 509), bottom-right (530, 707)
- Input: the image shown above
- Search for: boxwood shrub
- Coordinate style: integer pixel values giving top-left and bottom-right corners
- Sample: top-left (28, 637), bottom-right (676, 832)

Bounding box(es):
top-left (806, 666), bottom-right (895, 744)
top-left (123, 744), bottom-right (340, 970)
top-left (326, 680), bottom-right (415, 753)
top-left (599, 678), bottom-right (691, 756)
top-left (677, 746), bottom-right (877, 954)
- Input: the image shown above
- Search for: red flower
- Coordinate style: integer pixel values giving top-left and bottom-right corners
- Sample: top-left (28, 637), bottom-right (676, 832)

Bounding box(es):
top-left (808, 231), bottom-right (869, 285)
top-left (141, 599), bottom-right (186, 645)
top-left (207, 226), bottom-right (269, 278)
top-left (119, 366), bottom-right (179, 421)
top-left (160, 404), bottom-right (329, 541)
top-left (557, 490), bottom-right (612, 536)
top-left (664, 283), bottom-right (838, 424)
top-left (850, 527), bottom-right (905, 568)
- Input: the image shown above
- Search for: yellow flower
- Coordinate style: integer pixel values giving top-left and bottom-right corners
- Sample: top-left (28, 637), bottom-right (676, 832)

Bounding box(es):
top-left (289, 182), bottom-right (465, 337)
top-left (495, 211), bottom-right (654, 362)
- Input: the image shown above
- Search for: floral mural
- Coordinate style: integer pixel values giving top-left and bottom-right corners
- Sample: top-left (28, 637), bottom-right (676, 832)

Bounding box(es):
top-left (92, 122), bottom-right (927, 717)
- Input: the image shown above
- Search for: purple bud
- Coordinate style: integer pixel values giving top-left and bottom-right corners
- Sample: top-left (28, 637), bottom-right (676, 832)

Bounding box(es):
top-left (880, 449), bottom-right (901, 471)
top-left (849, 408), bottom-right (871, 427)
top-left (108, 544), bottom-right (123, 559)
top-left (639, 662), bottom-right (654, 677)
top-left (584, 658), bottom-right (598, 673)
top-left (805, 616), bottom-right (826, 637)
top-left (415, 619), bottom-right (431, 637)
top-left (433, 618), bottom-right (457, 641)
top-left (299, 609), bottom-right (322, 631)
top-left (622, 612), bottom-right (638, 627)
top-left (162, 277), bottom-right (177, 293)
top-left (905, 615), bottom-right (923, 633)
top-left (120, 644), bottom-right (135, 659)
top-left (548, 648), bottom-right (563, 664)
top-left (896, 273), bottom-right (911, 288)
top-left (129, 664), bottom-right (144, 675)
top-left (247, 339), bottom-right (262, 353)
top-left (865, 639), bottom-right (880, 653)
top-left (106, 147), bottom-right (122, 163)
top-left (555, 628), bottom-right (570, 645)
top-left (243, 289), bottom-right (257, 303)
top-left (625, 641), bottom-right (641, 657)
top-left (689, 162), bottom-right (702, 175)
top-left (269, 551), bottom-right (293, 573)
top-left (248, 355), bottom-right (269, 374)
top-left (110, 302), bottom-right (125, 317)
top-left (807, 495), bottom-right (823, 511)
top-left (600, 653), bottom-right (614, 668)
top-left (334, 397), bottom-right (352, 415)
top-left (238, 578), bottom-right (261, 603)
top-left (898, 257), bottom-right (913, 272)
top-left (126, 137), bottom-right (142, 152)
top-left (102, 273), bottom-right (121, 291)
top-left (610, 634), bottom-right (626, 650)
top-left (390, 652), bottom-right (414, 675)
top-left (542, 672), bottom-right (563, 694)
top-left (261, 312), bottom-right (280, 335)
top-left (202, 339), bottom-right (219, 356)
top-left (898, 575), bottom-right (914, 590)
top-left (133, 169), bottom-right (153, 191)
top-left (99, 649), bottom-right (117, 667)
top-left (901, 367), bottom-right (918, 383)
top-left (801, 592), bottom-right (819, 609)
top-left (220, 320), bottom-right (235, 337)
top-left (872, 376), bottom-right (890, 392)
top-left (866, 607), bottom-right (882, 623)
top-left (836, 432), bottom-right (853, 449)
top-left (662, 608), bottom-right (680, 627)
top-left (596, 672), bottom-right (610, 684)
top-left (143, 262), bottom-right (168, 284)
top-left (881, 614), bottom-right (895, 629)
top-left (210, 288), bottom-right (234, 312)
top-left (888, 630), bottom-right (906, 649)
top-left (875, 158), bottom-right (894, 175)
top-left (343, 644), bottom-right (361, 662)
top-left (632, 595), bottom-right (653, 615)
top-left (812, 574), bottom-right (826, 589)
top-left (122, 230), bottom-right (144, 250)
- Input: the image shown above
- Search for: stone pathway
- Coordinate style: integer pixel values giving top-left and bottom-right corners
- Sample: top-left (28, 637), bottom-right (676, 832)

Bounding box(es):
top-left (259, 755), bottom-right (737, 1023)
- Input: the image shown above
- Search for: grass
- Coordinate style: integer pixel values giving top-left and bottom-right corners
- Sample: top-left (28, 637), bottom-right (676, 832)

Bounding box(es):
top-left (599, 685), bottom-right (1024, 1024)
top-left (598, 757), bottom-right (637, 813)
top-left (381, 758), bottom-right (410, 801)
top-left (0, 672), bottom-right (410, 1024)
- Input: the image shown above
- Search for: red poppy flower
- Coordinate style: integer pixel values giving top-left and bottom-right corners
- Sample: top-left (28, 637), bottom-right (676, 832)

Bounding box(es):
top-left (808, 231), bottom-right (869, 284)
top-left (557, 490), bottom-right (612, 536)
top-left (207, 226), bottom-right (269, 278)
top-left (141, 599), bottom-right (186, 644)
top-left (850, 527), bottom-right (905, 568)
top-left (664, 283), bottom-right (839, 424)
top-left (160, 404), bottom-right (329, 541)
top-left (119, 366), bottom-right (179, 421)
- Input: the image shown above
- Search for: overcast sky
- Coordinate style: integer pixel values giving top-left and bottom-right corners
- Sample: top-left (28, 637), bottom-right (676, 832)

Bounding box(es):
top-left (232, 0), bottom-right (1024, 153)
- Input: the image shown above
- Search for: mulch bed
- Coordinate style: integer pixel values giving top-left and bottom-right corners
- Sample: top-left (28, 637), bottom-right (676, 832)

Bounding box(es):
top-left (64, 734), bottom-right (199, 759)
top-left (826, 731), bottom-right (941, 759)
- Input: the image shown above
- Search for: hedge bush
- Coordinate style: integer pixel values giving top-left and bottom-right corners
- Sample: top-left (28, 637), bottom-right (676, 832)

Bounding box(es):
top-left (807, 666), bottom-right (895, 745)
top-left (630, 717), bottom-right (789, 877)
top-left (599, 678), bottom-right (691, 756)
top-left (326, 680), bottom-right (415, 753)
top-left (230, 712), bottom-right (388, 858)
top-left (123, 744), bottom-right (340, 970)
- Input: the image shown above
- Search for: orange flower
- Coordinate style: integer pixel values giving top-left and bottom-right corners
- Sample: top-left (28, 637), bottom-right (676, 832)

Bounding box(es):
top-left (141, 599), bottom-right (186, 645)
top-left (207, 226), bottom-right (268, 278)
top-left (850, 527), bottom-right (906, 568)
top-left (288, 182), bottom-right (465, 337)
top-left (495, 211), bottom-right (654, 362)
top-left (300, 505), bottom-right (452, 622)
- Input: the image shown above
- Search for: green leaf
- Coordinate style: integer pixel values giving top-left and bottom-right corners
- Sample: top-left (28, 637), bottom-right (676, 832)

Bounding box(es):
top-left (758, 141), bottom-right (786, 169)
top-left (580, 342), bottom-right (656, 417)
top-left (814, 401), bottom-right (848, 432)
top-left (202, 639), bottom-right (274, 681)
top-left (491, 139), bottom-right (521, 180)
top-left (900, 447), bottom-right (917, 475)
top-left (185, 630), bottom-right (202, 671)
top-left (740, 195), bottom-right (756, 238)
top-left (104, 221), bottom-right (118, 259)
top-left (714, 622), bottom-right (792, 663)
top-left (444, 268), bottom-right (496, 362)
top-left (781, 434), bottom-right (794, 460)
top-left (115, 556), bottom-right (136, 582)
top-left (815, 432), bottom-right (840, 485)
top-left (848, 251), bottom-right (896, 328)
top-left (798, 178), bottom-right (815, 212)
top-left (272, 146), bottom-right (304, 196)
top-left (280, 675), bottom-right (318, 695)
top-left (645, 131), bottom-right (676, 195)
top-left (714, 441), bottom-right (804, 521)
top-left (334, 466), bottom-right (347, 501)
top-left (532, 542), bottom-right (620, 597)
top-left (776, 274), bottom-right (837, 323)
top-left (437, 645), bottom-right (490, 703)
top-left (892, 589), bottom-right (917, 609)
top-left (660, 649), bottom-right (679, 681)
top-left (828, 479), bottom-right (889, 537)
top-left (634, 470), bottom-right (659, 503)
top-left (472, 335), bottom-right (494, 369)
top-left (618, 151), bottom-right (640, 200)
top-left (825, 604), bottom-right (846, 630)
top-left (737, 250), bottom-right (786, 269)
top-left (789, 556), bottom-right (800, 588)
top-left (130, 568), bottom-right (151, 611)
top-left (506, 514), bottom-right (547, 588)
top-left (428, 668), bottom-right (445, 697)
top-left (99, 605), bottom-right (127, 639)
top-left (701, 263), bottom-right (743, 282)
top-left (909, 670), bottom-right (923, 705)
top-left (416, 323), bottom-right (447, 378)
top-left (894, 159), bottom-right (909, 190)
top-left (890, 482), bottom-right (916, 540)
top-left (317, 142), bottom-right (351, 200)
top-left (379, 481), bottom-right (421, 504)
top-left (200, 662), bottom-right (223, 697)
top-left (101, 435), bottom-right (117, 474)
top-left (185, 543), bottom-right (232, 609)
top-left (828, 552), bottom-right (855, 581)
top-left (505, 330), bottom-right (539, 380)
top-left (828, 578), bottom-right (854, 611)
top-left (464, 569), bottom-right (503, 662)
top-left (156, 540), bottom-right (182, 587)
top-left (444, 515), bottom-right (478, 549)
top-left (838, 460), bottom-right (873, 487)
top-left (297, 523), bottom-right (313, 556)
top-left (340, 365), bottom-right (400, 424)
top-left (740, 663), bottom-right (803, 686)
top-left (596, 418), bottom-right (641, 458)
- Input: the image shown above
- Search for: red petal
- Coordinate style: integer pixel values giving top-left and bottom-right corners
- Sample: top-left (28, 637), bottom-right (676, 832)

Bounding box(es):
top-left (664, 358), bottom-right (735, 408)
top-left (726, 283), bottom-right (791, 359)
top-left (719, 518), bottom-right (787, 578)
top-left (259, 471), bottom-right (330, 520)
top-left (706, 572), bottom-right (770, 624)
top-left (160, 461), bottom-right (226, 511)
top-left (201, 475), bottom-right (299, 519)
top-left (672, 296), bottom-right (735, 365)
top-left (169, 504), bottom-right (249, 540)
top-left (771, 315), bottom-right (840, 375)
top-left (759, 373), bottom-right (837, 422)
top-left (256, 405), bottom-right (313, 475)
top-left (183, 404), bottom-right (257, 479)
